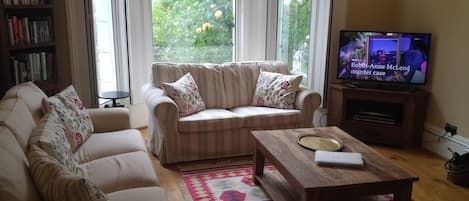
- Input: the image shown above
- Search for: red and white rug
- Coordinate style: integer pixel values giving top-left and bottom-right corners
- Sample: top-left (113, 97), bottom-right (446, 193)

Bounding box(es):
top-left (182, 165), bottom-right (274, 201)
top-left (181, 165), bottom-right (403, 201)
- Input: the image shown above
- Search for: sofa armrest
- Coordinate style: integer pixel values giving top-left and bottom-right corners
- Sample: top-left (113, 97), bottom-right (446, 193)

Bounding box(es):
top-left (142, 84), bottom-right (178, 117)
top-left (88, 108), bottom-right (131, 133)
top-left (142, 83), bottom-right (179, 162)
top-left (295, 88), bottom-right (322, 127)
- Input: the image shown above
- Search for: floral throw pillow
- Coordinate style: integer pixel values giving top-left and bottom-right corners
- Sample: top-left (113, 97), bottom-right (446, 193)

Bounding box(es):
top-left (252, 71), bottom-right (302, 109)
top-left (43, 85), bottom-right (94, 151)
top-left (161, 73), bottom-right (206, 116)
top-left (30, 110), bottom-right (86, 176)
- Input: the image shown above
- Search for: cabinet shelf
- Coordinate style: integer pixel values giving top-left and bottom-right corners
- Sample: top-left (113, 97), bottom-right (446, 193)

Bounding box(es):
top-left (4, 5), bottom-right (53, 9)
top-left (327, 83), bottom-right (430, 147)
top-left (9, 42), bottom-right (55, 51)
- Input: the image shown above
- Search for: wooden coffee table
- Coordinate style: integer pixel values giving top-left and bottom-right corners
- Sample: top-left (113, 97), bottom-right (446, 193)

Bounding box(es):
top-left (251, 127), bottom-right (418, 201)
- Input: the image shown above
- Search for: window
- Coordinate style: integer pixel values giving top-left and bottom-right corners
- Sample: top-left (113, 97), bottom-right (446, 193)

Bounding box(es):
top-left (277, 0), bottom-right (312, 86)
top-left (152, 0), bottom-right (235, 63)
top-left (92, 0), bottom-right (129, 105)
top-left (274, 0), bottom-right (330, 98)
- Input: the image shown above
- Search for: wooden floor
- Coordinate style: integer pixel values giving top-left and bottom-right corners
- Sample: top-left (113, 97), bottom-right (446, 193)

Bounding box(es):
top-left (140, 129), bottom-right (469, 201)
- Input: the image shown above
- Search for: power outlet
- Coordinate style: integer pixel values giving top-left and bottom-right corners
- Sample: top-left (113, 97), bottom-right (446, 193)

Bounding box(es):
top-left (445, 123), bottom-right (458, 136)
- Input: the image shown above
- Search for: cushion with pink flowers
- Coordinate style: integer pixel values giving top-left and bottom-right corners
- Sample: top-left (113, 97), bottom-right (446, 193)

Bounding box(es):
top-left (161, 73), bottom-right (206, 117)
top-left (43, 85), bottom-right (94, 151)
top-left (252, 71), bottom-right (302, 109)
top-left (30, 110), bottom-right (86, 176)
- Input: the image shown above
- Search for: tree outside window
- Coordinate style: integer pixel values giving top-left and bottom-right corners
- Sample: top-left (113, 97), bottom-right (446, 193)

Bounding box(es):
top-left (152, 0), bottom-right (234, 63)
top-left (277, 0), bottom-right (312, 86)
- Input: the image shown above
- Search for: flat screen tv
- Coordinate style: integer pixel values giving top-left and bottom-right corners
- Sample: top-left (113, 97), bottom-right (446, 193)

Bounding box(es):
top-left (337, 30), bottom-right (431, 86)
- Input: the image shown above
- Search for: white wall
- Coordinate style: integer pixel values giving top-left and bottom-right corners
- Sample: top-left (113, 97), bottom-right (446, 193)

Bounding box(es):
top-left (236, 0), bottom-right (268, 61)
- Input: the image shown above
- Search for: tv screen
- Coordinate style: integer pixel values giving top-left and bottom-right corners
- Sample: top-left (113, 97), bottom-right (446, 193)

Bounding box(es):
top-left (338, 31), bottom-right (431, 85)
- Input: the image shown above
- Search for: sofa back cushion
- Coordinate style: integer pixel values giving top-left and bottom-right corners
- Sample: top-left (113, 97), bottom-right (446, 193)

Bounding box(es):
top-left (0, 126), bottom-right (42, 201)
top-left (0, 98), bottom-right (36, 152)
top-left (152, 63), bottom-right (226, 108)
top-left (2, 82), bottom-right (47, 123)
top-left (220, 61), bottom-right (291, 108)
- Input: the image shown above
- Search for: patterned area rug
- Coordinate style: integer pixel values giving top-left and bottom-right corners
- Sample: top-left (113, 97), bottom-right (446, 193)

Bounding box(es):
top-left (182, 165), bottom-right (274, 201)
top-left (181, 165), bottom-right (403, 201)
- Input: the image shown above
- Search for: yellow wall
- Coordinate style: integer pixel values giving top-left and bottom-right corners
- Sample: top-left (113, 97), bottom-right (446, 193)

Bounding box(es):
top-left (396, 0), bottom-right (469, 137)
top-left (342, 0), bottom-right (469, 137)
top-left (346, 0), bottom-right (398, 31)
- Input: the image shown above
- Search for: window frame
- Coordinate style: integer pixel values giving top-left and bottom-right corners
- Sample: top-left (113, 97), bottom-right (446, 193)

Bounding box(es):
top-left (266, 0), bottom-right (330, 99)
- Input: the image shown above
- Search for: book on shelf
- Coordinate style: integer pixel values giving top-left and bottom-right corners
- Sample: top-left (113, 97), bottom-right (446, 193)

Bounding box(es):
top-left (3, 0), bottom-right (50, 6)
top-left (6, 15), bottom-right (53, 46)
top-left (12, 58), bottom-right (19, 84)
top-left (11, 52), bottom-right (53, 84)
top-left (7, 19), bottom-right (14, 46)
top-left (40, 52), bottom-right (46, 80)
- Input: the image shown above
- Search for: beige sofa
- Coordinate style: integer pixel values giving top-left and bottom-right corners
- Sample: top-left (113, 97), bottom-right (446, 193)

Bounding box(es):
top-left (0, 82), bottom-right (167, 201)
top-left (143, 61), bottom-right (322, 164)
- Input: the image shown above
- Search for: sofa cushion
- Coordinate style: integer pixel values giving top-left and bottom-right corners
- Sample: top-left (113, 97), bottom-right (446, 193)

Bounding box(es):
top-left (220, 61), bottom-right (291, 108)
top-left (0, 98), bottom-right (36, 152)
top-left (178, 109), bottom-right (243, 133)
top-left (2, 81), bottom-right (47, 123)
top-left (152, 63), bottom-right (226, 108)
top-left (107, 187), bottom-right (167, 201)
top-left (74, 129), bottom-right (147, 164)
top-left (44, 85), bottom-right (94, 150)
top-left (30, 110), bottom-right (85, 176)
top-left (231, 106), bottom-right (302, 128)
top-left (0, 126), bottom-right (42, 201)
top-left (252, 71), bottom-right (302, 109)
top-left (28, 145), bottom-right (108, 201)
top-left (84, 151), bottom-right (158, 193)
top-left (162, 73), bottom-right (206, 117)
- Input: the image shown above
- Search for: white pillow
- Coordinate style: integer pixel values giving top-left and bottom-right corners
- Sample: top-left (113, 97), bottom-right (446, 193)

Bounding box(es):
top-left (252, 71), bottom-right (302, 109)
top-left (29, 110), bottom-right (86, 176)
top-left (162, 73), bottom-right (206, 116)
top-left (43, 85), bottom-right (93, 151)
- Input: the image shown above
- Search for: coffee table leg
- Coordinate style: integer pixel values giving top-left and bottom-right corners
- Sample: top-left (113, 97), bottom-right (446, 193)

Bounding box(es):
top-left (393, 182), bottom-right (412, 201)
top-left (253, 146), bottom-right (265, 185)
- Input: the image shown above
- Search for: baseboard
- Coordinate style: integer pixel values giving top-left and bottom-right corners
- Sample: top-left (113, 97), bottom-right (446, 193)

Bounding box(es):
top-left (422, 123), bottom-right (469, 159)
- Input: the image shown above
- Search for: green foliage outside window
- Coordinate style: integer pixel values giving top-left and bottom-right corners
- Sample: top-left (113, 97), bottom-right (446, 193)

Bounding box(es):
top-left (278, 0), bottom-right (312, 82)
top-left (152, 0), bottom-right (234, 63)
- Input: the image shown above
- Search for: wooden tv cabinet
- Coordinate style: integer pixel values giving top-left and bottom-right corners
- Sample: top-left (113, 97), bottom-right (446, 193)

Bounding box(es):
top-left (327, 83), bottom-right (429, 147)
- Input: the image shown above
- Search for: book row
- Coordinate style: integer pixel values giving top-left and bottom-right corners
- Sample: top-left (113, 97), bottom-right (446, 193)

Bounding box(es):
top-left (11, 52), bottom-right (54, 84)
top-left (7, 16), bottom-right (53, 46)
top-left (3, 0), bottom-right (50, 5)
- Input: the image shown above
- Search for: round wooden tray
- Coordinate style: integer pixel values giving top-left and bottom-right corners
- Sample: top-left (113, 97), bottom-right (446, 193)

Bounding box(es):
top-left (297, 134), bottom-right (343, 151)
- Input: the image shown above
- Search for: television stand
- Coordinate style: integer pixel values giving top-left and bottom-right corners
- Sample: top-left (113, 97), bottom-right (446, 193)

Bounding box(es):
top-left (344, 82), bottom-right (420, 92)
top-left (327, 83), bottom-right (430, 147)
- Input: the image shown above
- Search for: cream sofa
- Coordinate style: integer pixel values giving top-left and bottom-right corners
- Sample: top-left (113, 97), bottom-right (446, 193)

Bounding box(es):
top-left (0, 82), bottom-right (167, 201)
top-left (143, 61), bottom-right (322, 164)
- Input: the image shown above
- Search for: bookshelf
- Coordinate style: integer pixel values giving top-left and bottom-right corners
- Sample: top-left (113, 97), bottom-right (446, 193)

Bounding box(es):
top-left (0, 0), bottom-right (58, 96)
